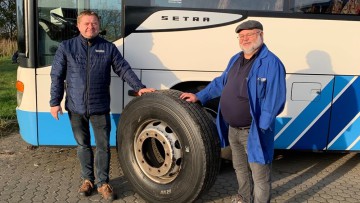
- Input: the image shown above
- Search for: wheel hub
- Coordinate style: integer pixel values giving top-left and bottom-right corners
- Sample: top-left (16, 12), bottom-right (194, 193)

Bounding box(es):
top-left (134, 121), bottom-right (182, 184)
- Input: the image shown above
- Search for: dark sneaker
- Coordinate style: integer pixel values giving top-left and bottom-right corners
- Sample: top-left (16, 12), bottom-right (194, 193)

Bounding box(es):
top-left (97, 183), bottom-right (114, 200)
top-left (78, 179), bottom-right (94, 196)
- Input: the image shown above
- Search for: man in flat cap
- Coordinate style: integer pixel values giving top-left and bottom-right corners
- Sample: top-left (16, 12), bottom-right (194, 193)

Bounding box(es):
top-left (180, 20), bottom-right (286, 203)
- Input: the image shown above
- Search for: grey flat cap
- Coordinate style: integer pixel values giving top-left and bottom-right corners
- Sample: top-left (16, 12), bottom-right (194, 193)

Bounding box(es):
top-left (235, 20), bottom-right (263, 33)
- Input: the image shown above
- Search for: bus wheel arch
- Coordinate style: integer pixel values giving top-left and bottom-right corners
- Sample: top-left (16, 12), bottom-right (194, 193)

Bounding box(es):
top-left (117, 90), bottom-right (221, 203)
top-left (171, 81), bottom-right (219, 118)
top-left (172, 82), bottom-right (229, 159)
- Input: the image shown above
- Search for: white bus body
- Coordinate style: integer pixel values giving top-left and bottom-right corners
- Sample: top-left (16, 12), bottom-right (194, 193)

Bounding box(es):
top-left (15, 0), bottom-right (360, 202)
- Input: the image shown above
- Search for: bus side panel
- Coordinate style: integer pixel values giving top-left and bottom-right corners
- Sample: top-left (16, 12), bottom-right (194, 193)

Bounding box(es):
top-left (327, 76), bottom-right (360, 151)
top-left (36, 112), bottom-right (120, 146)
top-left (123, 10), bottom-right (242, 72)
top-left (16, 109), bottom-right (38, 145)
top-left (290, 108), bottom-right (331, 150)
top-left (37, 112), bottom-right (75, 145)
top-left (274, 75), bottom-right (334, 150)
top-left (16, 68), bottom-right (38, 145)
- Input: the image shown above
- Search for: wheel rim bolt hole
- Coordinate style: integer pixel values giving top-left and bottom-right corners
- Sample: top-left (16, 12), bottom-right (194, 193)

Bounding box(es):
top-left (174, 140), bottom-right (181, 149)
top-left (176, 158), bottom-right (181, 165)
top-left (165, 126), bottom-right (172, 133)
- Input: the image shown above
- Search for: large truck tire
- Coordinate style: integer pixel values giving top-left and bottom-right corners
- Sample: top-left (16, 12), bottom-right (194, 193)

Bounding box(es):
top-left (117, 90), bottom-right (221, 203)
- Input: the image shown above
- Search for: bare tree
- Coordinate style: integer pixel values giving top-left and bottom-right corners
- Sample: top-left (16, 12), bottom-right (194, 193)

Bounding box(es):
top-left (0, 0), bottom-right (17, 39)
top-left (97, 10), bottom-right (121, 41)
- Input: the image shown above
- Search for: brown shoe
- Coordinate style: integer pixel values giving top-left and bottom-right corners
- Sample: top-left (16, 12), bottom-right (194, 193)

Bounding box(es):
top-left (78, 179), bottom-right (94, 196)
top-left (231, 194), bottom-right (244, 203)
top-left (97, 183), bottom-right (114, 200)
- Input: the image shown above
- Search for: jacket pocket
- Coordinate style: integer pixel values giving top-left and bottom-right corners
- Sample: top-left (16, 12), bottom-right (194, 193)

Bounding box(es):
top-left (257, 77), bottom-right (267, 98)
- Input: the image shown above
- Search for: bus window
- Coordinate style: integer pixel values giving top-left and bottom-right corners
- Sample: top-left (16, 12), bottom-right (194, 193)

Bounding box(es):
top-left (220, 0), bottom-right (284, 11)
top-left (37, 0), bottom-right (122, 67)
top-left (341, 0), bottom-right (360, 14)
top-left (90, 1), bottom-right (122, 42)
top-left (330, 0), bottom-right (345, 13)
top-left (16, 0), bottom-right (25, 55)
top-left (152, 0), bottom-right (284, 10)
top-left (126, 0), bottom-right (286, 11)
top-left (274, 0), bottom-right (284, 11)
top-left (126, 0), bottom-right (151, 6)
top-left (293, 0), bottom-right (360, 14)
top-left (38, 1), bottom-right (79, 66)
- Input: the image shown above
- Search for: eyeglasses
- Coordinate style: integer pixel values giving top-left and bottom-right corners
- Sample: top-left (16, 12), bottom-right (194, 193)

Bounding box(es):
top-left (238, 31), bottom-right (262, 40)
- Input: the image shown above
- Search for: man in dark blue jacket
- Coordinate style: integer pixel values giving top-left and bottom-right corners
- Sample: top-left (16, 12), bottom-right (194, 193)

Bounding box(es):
top-left (50, 10), bottom-right (155, 200)
top-left (180, 20), bottom-right (286, 203)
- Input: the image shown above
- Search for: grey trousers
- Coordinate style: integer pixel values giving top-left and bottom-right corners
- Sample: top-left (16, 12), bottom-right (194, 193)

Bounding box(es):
top-left (228, 126), bottom-right (272, 203)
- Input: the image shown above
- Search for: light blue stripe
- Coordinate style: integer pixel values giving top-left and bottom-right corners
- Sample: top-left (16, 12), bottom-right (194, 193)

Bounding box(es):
top-left (333, 75), bottom-right (353, 96)
top-left (328, 114), bottom-right (360, 150)
top-left (350, 138), bottom-right (360, 150)
top-left (17, 110), bottom-right (120, 146)
top-left (16, 109), bottom-right (38, 146)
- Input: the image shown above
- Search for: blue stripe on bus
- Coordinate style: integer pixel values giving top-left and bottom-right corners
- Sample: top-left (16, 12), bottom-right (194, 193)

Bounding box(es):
top-left (16, 109), bottom-right (38, 145)
top-left (17, 75), bottom-right (360, 151)
top-left (37, 112), bottom-right (76, 146)
top-left (274, 117), bottom-right (291, 133)
top-left (274, 78), bottom-right (334, 149)
top-left (327, 76), bottom-right (360, 150)
top-left (274, 76), bottom-right (360, 151)
top-left (17, 110), bottom-right (120, 146)
top-left (333, 75), bottom-right (354, 96)
top-left (290, 108), bottom-right (330, 150)
top-left (328, 114), bottom-right (360, 150)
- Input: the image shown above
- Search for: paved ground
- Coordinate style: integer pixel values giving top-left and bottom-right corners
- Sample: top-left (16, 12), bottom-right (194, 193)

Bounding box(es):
top-left (1, 132), bottom-right (359, 203)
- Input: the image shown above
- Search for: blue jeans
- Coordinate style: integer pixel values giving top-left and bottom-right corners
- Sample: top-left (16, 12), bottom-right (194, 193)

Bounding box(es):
top-left (228, 126), bottom-right (272, 203)
top-left (69, 112), bottom-right (111, 186)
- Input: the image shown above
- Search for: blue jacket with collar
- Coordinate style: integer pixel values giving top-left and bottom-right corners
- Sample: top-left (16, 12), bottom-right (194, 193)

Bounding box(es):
top-left (196, 44), bottom-right (286, 164)
top-left (50, 35), bottom-right (145, 115)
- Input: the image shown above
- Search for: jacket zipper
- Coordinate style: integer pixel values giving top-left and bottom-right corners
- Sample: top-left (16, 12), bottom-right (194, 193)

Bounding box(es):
top-left (86, 40), bottom-right (90, 116)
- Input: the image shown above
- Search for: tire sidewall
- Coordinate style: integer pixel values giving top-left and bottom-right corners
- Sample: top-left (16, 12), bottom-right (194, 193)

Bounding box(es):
top-left (118, 93), bottom-right (207, 202)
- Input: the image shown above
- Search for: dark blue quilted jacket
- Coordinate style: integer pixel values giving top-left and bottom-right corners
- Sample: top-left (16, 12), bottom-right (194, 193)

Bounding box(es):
top-left (50, 35), bottom-right (145, 115)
